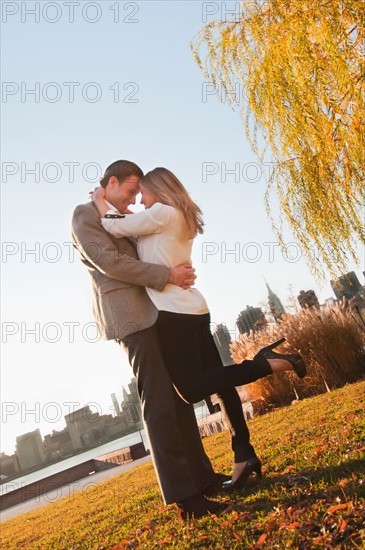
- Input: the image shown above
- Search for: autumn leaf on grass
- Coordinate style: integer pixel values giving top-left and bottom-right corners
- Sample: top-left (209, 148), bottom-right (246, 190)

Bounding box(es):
top-left (339, 520), bottom-right (348, 533)
top-left (283, 464), bottom-right (296, 474)
top-left (254, 533), bottom-right (267, 546)
top-left (111, 542), bottom-right (129, 550)
top-left (328, 503), bottom-right (349, 513)
top-left (184, 525), bottom-right (192, 539)
top-left (158, 534), bottom-right (173, 544)
top-left (280, 521), bottom-right (301, 530)
top-left (314, 444), bottom-right (329, 453)
top-left (233, 531), bottom-right (242, 542)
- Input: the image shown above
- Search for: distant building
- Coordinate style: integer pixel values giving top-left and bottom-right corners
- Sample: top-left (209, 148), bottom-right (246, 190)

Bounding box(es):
top-left (298, 289), bottom-right (320, 310)
top-left (213, 324), bottom-right (232, 366)
top-left (330, 271), bottom-right (362, 300)
top-left (236, 305), bottom-right (266, 335)
top-left (16, 429), bottom-right (46, 472)
top-left (266, 283), bottom-right (286, 321)
top-left (43, 428), bottom-right (73, 459)
top-left (0, 452), bottom-right (20, 478)
top-left (111, 393), bottom-right (121, 417)
top-left (329, 271), bottom-right (365, 326)
top-left (67, 405), bottom-right (135, 450)
top-left (65, 406), bottom-right (100, 451)
top-left (121, 378), bottom-right (142, 426)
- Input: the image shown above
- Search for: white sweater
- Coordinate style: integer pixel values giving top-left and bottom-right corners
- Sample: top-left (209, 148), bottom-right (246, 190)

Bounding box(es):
top-left (101, 203), bottom-right (209, 315)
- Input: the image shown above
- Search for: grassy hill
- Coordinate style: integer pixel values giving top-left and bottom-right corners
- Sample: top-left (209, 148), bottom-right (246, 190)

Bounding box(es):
top-left (1, 381), bottom-right (364, 549)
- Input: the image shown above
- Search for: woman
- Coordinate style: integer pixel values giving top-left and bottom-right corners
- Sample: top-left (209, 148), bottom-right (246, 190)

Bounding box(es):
top-left (92, 167), bottom-right (306, 489)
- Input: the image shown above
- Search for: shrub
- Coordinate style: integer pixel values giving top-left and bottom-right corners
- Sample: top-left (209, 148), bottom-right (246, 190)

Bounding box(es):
top-left (230, 301), bottom-right (365, 406)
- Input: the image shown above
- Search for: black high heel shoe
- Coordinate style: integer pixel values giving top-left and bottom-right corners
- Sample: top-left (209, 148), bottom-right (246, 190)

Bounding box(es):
top-left (222, 457), bottom-right (262, 490)
top-left (255, 337), bottom-right (307, 379)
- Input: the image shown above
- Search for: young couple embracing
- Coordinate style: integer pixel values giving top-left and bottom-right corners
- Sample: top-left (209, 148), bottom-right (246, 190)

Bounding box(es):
top-left (71, 159), bottom-right (306, 520)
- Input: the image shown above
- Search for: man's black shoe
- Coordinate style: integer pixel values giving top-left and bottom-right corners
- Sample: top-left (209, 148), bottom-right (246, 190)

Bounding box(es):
top-left (176, 493), bottom-right (230, 520)
top-left (202, 473), bottom-right (231, 497)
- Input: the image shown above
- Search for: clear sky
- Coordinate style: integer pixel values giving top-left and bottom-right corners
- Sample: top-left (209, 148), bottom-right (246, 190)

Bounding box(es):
top-left (1, 1), bottom-right (363, 455)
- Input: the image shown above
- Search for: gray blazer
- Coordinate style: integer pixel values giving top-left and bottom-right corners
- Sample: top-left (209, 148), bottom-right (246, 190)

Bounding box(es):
top-left (71, 202), bottom-right (170, 340)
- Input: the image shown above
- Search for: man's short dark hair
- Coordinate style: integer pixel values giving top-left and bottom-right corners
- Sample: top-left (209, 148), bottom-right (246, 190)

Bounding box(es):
top-left (100, 160), bottom-right (143, 188)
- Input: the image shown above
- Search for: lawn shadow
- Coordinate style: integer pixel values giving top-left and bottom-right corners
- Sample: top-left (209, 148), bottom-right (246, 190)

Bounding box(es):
top-left (227, 457), bottom-right (365, 510)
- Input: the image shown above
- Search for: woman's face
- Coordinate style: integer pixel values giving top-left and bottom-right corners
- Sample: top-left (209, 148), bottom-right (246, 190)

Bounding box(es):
top-left (140, 186), bottom-right (159, 209)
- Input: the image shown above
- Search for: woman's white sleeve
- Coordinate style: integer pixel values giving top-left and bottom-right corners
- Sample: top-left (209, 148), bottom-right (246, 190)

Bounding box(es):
top-left (101, 203), bottom-right (173, 237)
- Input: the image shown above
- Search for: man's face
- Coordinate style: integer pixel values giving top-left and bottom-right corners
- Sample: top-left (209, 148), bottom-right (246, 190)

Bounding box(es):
top-left (105, 175), bottom-right (141, 212)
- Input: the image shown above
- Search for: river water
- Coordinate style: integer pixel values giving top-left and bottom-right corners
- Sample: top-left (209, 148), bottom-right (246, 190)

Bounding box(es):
top-left (1, 403), bottom-right (210, 496)
top-left (0, 429), bottom-right (148, 496)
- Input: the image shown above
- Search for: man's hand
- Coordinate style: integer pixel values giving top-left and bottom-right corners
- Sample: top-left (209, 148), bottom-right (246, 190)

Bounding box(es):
top-left (169, 263), bottom-right (196, 289)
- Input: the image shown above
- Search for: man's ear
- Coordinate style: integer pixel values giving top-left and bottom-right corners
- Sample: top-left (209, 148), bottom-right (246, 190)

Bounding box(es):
top-left (108, 176), bottom-right (118, 188)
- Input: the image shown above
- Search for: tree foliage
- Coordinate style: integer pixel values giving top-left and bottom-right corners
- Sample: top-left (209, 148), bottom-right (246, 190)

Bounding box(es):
top-left (191, 0), bottom-right (365, 279)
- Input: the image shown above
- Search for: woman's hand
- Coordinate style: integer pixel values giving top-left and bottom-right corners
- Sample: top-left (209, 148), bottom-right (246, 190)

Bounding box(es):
top-left (89, 186), bottom-right (106, 202)
top-left (89, 186), bottom-right (109, 218)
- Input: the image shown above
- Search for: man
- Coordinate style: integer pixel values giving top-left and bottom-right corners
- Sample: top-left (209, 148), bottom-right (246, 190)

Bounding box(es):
top-left (71, 160), bottom-right (230, 519)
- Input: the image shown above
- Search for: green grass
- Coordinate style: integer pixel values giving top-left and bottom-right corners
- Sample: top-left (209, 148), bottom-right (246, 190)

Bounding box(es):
top-left (1, 381), bottom-right (364, 549)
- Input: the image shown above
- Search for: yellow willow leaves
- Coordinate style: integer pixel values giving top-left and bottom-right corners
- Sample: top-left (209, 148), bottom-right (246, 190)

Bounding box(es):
top-left (191, 0), bottom-right (365, 280)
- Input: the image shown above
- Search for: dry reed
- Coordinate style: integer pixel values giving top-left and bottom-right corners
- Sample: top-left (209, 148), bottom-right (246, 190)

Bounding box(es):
top-left (230, 301), bottom-right (365, 406)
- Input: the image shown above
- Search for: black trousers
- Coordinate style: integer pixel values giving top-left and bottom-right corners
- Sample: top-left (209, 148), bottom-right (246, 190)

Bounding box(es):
top-left (120, 324), bottom-right (217, 504)
top-left (156, 311), bottom-right (273, 463)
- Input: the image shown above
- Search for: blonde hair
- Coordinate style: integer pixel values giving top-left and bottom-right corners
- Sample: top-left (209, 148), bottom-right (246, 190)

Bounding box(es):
top-left (141, 167), bottom-right (204, 238)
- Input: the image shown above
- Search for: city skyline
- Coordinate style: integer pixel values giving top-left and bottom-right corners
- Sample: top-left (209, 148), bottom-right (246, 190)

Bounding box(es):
top-left (0, 380), bottom-right (143, 479)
